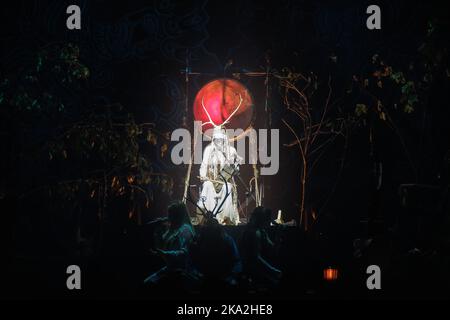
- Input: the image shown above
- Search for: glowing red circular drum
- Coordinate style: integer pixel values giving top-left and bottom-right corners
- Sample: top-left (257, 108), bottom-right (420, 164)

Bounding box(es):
top-left (193, 78), bottom-right (254, 138)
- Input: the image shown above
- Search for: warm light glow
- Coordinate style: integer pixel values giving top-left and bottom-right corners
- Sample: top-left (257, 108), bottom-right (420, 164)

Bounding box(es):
top-left (323, 268), bottom-right (339, 281)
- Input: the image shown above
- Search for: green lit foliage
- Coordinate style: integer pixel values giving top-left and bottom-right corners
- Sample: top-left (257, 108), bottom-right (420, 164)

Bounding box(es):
top-left (353, 18), bottom-right (448, 123)
top-left (0, 43), bottom-right (89, 116)
top-left (353, 55), bottom-right (420, 122)
top-left (0, 43), bottom-right (172, 217)
top-left (45, 104), bottom-right (174, 206)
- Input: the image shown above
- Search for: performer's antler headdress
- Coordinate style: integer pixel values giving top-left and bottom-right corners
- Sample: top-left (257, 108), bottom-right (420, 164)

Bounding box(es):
top-left (201, 93), bottom-right (243, 134)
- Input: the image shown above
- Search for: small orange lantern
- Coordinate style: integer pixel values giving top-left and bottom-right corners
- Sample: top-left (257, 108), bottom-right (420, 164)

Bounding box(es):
top-left (323, 267), bottom-right (339, 281)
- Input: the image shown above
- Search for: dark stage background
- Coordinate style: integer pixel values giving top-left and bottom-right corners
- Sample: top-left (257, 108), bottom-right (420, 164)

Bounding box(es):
top-left (0, 0), bottom-right (449, 299)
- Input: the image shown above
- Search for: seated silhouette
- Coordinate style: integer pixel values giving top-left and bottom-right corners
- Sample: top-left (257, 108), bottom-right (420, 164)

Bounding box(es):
top-left (240, 207), bottom-right (282, 288)
top-left (190, 217), bottom-right (242, 292)
top-left (143, 202), bottom-right (198, 292)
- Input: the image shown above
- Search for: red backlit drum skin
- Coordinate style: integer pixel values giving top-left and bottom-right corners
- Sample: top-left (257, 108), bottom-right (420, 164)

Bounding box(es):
top-left (193, 78), bottom-right (254, 136)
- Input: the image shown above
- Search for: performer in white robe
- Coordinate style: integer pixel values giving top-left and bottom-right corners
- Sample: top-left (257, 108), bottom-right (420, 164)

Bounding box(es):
top-left (198, 127), bottom-right (242, 225)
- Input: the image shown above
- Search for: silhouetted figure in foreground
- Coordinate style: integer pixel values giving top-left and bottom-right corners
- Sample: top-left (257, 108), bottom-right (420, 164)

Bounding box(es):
top-left (240, 207), bottom-right (282, 289)
top-left (144, 202), bottom-right (197, 291)
top-left (190, 218), bottom-right (242, 292)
